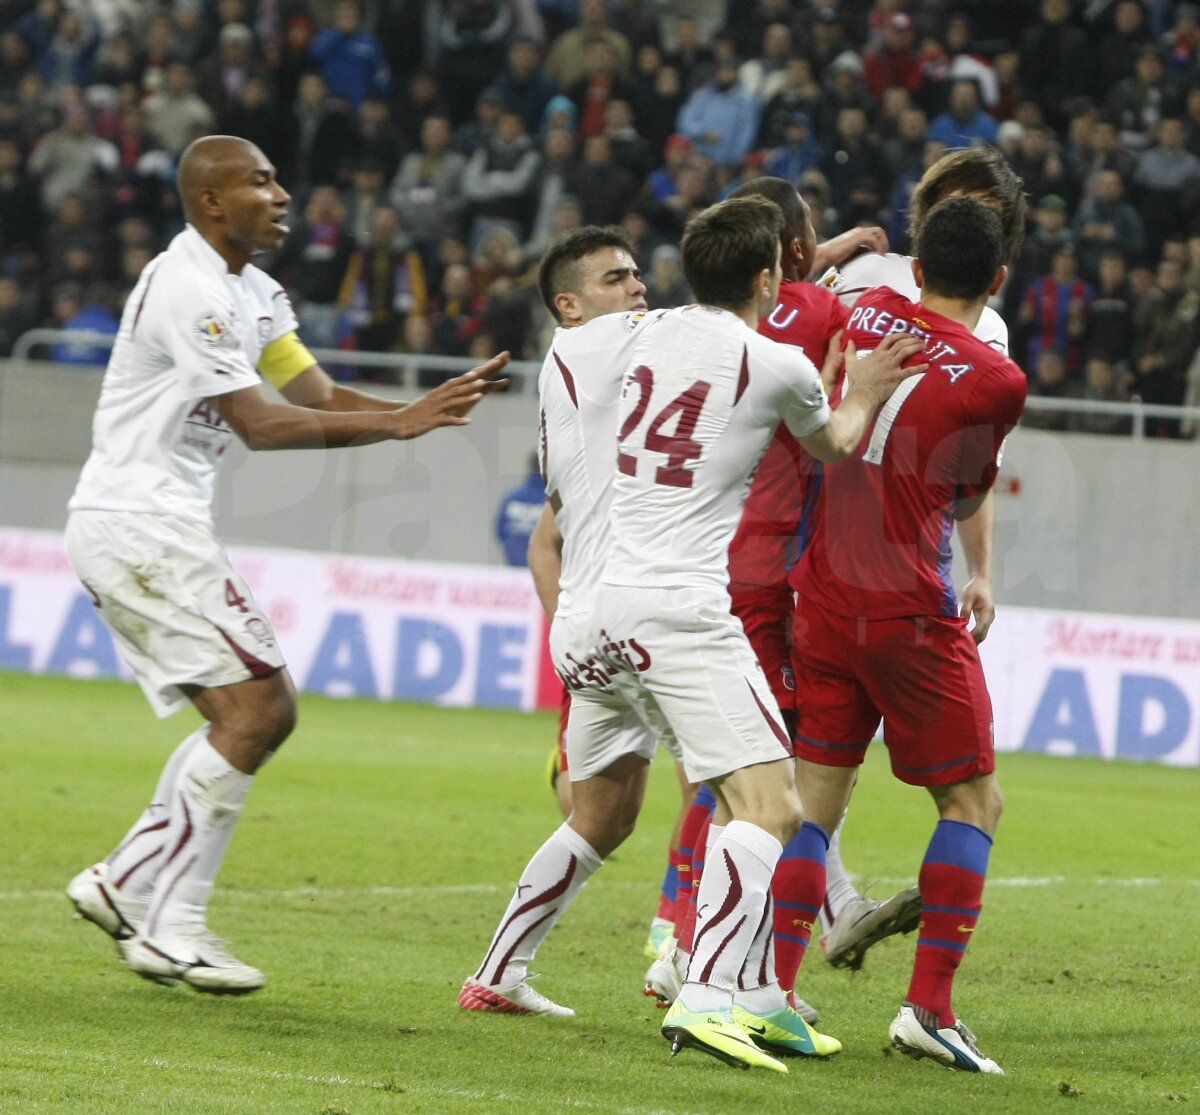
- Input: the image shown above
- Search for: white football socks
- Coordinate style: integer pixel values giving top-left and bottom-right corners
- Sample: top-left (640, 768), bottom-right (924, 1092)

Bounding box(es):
top-left (474, 822), bottom-right (602, 989)
top-left (105, 726), bottom-right (208, 908)
top-left (681, 820), bottom-right (783, 1013)
top-left (143, 737), bottom-right (253, 939)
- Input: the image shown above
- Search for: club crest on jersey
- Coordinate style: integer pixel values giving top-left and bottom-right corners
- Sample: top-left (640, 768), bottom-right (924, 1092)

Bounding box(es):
top-left (193, 311), bottom-right (236, 349)
top-left (620, 311), bottom-right (648, 332)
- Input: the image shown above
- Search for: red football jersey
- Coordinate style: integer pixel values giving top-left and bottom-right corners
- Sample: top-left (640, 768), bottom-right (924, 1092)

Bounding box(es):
top-left (793, 286), bottom-right (1027, 620)
top-left (726, 281), bottom-right (848, 591)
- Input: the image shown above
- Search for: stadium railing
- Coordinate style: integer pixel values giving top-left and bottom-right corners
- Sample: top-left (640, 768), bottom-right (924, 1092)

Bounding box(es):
top-left (10, 328), bottom-right (1200, 437)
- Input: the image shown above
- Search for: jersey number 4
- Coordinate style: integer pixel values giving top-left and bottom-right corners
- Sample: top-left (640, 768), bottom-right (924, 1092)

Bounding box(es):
top-left (616, 366), bottom-right (712, 488)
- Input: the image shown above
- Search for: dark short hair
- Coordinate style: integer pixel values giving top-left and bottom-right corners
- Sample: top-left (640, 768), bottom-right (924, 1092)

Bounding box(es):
top-left (914, 195), bottom-right (1004, 301)
top-left (681, 196), bottom-right (783, 307)
top-left (537, 225), bottom-right (636, 322)
top-left (909, 146), bottom-right (1026, 265)
top-left (726, 175), bottom-right (808, 249)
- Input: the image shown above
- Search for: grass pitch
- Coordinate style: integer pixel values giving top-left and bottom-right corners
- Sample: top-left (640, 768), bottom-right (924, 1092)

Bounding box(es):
top-left (1, 672), bottom-right (1197, 1114)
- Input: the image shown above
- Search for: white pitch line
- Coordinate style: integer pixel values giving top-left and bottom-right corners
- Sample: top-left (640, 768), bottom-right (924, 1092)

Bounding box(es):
top-left (3, 1046), bottom-right (705, 1115)
top-left (3, 876), bottom-right (1197, 903)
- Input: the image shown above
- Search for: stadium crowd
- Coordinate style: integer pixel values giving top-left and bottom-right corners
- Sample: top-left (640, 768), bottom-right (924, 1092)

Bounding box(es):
top-left (2, 0), bottom-right (1200, 436)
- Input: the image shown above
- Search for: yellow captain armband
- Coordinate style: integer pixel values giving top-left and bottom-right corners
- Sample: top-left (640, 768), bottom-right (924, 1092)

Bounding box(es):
top-left (258, 331), bottom-right (317, 389)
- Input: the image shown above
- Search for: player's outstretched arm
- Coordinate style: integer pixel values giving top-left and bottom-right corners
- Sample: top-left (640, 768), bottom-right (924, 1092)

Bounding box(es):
top-left (798, 334), bottom-right (927, 463)
top-left (528, 502), bottom-right (563, 620)
top-left (217, 353), bottom-right (510, 450)
top-left (955, 489), bottom-right (996, 643)
top-left (808, 226), bottom-right (888, 279)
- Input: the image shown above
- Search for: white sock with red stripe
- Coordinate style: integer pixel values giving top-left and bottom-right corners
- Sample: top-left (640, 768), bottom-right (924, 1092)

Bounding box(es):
top-left (472, 823), bottom-right (602, 991)
top-left (681, 820), bottom-right (783, 1012)
top-left (143, 738), bottom-right (254, 940)
top-left (819, 811), bottom-right (861, 933)
top-left (106, 726), bottom-right (208, 906)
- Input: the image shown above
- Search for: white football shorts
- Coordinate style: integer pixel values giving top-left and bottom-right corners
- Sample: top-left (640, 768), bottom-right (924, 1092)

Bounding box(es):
top-left (65, 510), bottom-right (286, 717)
top-left (566, 585), bottom-right (794, 785)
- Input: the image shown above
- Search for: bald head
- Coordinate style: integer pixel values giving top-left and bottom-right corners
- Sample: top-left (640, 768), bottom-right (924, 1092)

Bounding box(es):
top-left (178, 135), bottom-right (262, 224)
top-left (177, 134), bottom-right (291, 270)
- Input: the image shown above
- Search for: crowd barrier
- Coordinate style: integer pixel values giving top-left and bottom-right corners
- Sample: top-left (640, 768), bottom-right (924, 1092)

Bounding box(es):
top-left (3, 526), bottom-right (1195, 767)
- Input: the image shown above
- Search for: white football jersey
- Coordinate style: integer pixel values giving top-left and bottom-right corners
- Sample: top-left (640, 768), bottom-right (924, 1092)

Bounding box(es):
top-left (601, 305), bottom-right (830, 591)
top-left (69, 225), bottom-right (298, 524)
top-left (819, 251), bottom-right (1010, 354)
top-left (539, 309), bottom-right (668, 617)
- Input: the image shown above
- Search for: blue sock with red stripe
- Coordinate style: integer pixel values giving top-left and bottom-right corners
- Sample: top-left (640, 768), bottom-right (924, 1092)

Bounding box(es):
top-left (906, 819), bottom-right (992, 1028)
top-left (772, 821), bottom-right (828, 994)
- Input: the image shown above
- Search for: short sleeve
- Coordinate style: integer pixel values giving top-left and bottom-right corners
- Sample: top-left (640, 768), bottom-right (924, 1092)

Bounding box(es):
top-left (774, 346), bottom-right (831, 440)
top-left (155, 281), bottom-right (260, 401)
top-left (263, 283), bottom-right (300, 346)
top-left (957, 366), bottom-right (1027, 498)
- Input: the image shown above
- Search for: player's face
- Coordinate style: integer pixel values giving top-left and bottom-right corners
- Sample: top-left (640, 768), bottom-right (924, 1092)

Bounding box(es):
top-left (221, 149), bottom-right (292, 256)
top-left (567, 247), bottom-right (647, 324)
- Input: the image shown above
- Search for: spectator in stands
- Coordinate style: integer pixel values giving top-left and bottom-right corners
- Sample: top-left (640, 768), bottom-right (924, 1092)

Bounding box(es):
top-left (493, 37), bottom-right (559, 137)
top-left (822, 105), bottom-right (885, 215)
top-left (1105, 46), bottom-right (1179, 151)
top-left (1073, 169), bottom-right (1146, 281)
top-left (1162, 2), bottom-right (1200, 72)
top-left (1085, 249), bottom-right (1136, 364)
top-left (643, 243), bottom-right (690, 308)
top-left (546, 0), bottom-right (632, 91)
top-left (389, 115), bottom-right (466, 260)
top-left (938, 13), bottom-right (999, 111)
top-left (808, 6), bottom-right (850, 81)
top-left (290, 71), bottom-right (357, 188)
top-left (863, 12), bottom-right (921, 103)
top-left (765, 110), bottom-right (822, 183)
top-left (0, 274), bottom-right (36, 358)
top-left (1018, 0), bottom-right (1089, 131)
top-left (27, 102), bottom-right (118, 214)
top-left (1022, 347), bottom-right (1082, 431)
top-left (194, 23), bottom-right (268, 119)
top-left (46, 280), bottom-right (118, 366)
top-left (1010, 122), bottom-right (1073, 208)
top-left (281, 185), bottom-right (354, 350)
top-left (638, 65), bottom-right (686, 153)
top-left (926, 79), bottom-right (997, 150)
top-left (309, 0), bottom-right (390, 110)
top-left (454, 87), bottom-right (503, 156)
top-left (1132, 255), bottom-right (1200, 433)
top-left (676, 56), bottom-right (760, 168)
top-left (39, 6), bottom-right (100, 92)
top-left (603, 98), bottom-right (653, 180)
top-left (664, 15), bottom-right (713, 91)
top-left (143, 62), bottom-right (215, 156)
top-left (1091, 0), bottom-right (1152, 101)
top-left (342, 159), bottom-right (389, 247)
top-left (462, 109), bottom-right (541, 243)
top-left (882, 105), bottom-right (929, 184)
top-left (1134, 117), bottom-right (1200, 259)
top-left (216, 75), bottom-right (289, 178)
top-left (568, 39), bottom-right (637, 138)
top-left (0, 136), bottom-right (42, 254)
top-left (336, 204), bottom-right (427, 362)
top-left (495, 453), bottom-right (546, 567)
top-left (434, 0), bottom-right (517, 124)
top-left (757, 57), bottom-right (823, 148)
top-left (817, 49), bottom-right (875, 141)
top-left (566, 133), bottom-right (637, 226)
top-left (356, 96), bottom-right (404, 184)
top-left (739, 22), bottom-right (794, 104)
top-left (1020, 241), bottom-right (1093, 374)
top-left (431, 262), bottom-right (486, 356)
top-left (524, 129), bottom-right (578, 259)
top-left (1069, 356), bottom-right (1133, 435)
top-left (395, 69), bottom-right (451, 150)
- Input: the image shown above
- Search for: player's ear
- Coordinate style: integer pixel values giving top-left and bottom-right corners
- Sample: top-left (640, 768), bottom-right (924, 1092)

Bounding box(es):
top-left (554, 291), bottom-right (580, 325)
top-left (988, 264), bottom-right (1008, 296)
top-left (911, 258), bottom-right (925, 290)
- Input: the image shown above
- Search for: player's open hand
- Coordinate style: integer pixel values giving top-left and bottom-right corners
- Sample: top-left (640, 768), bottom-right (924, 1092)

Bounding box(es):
top-left (960, 574), bottom-right (996, 644)
top-left (845, 333), bottom-right (928, 404)
top-left (394, 352), bottom-right (511, 439)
